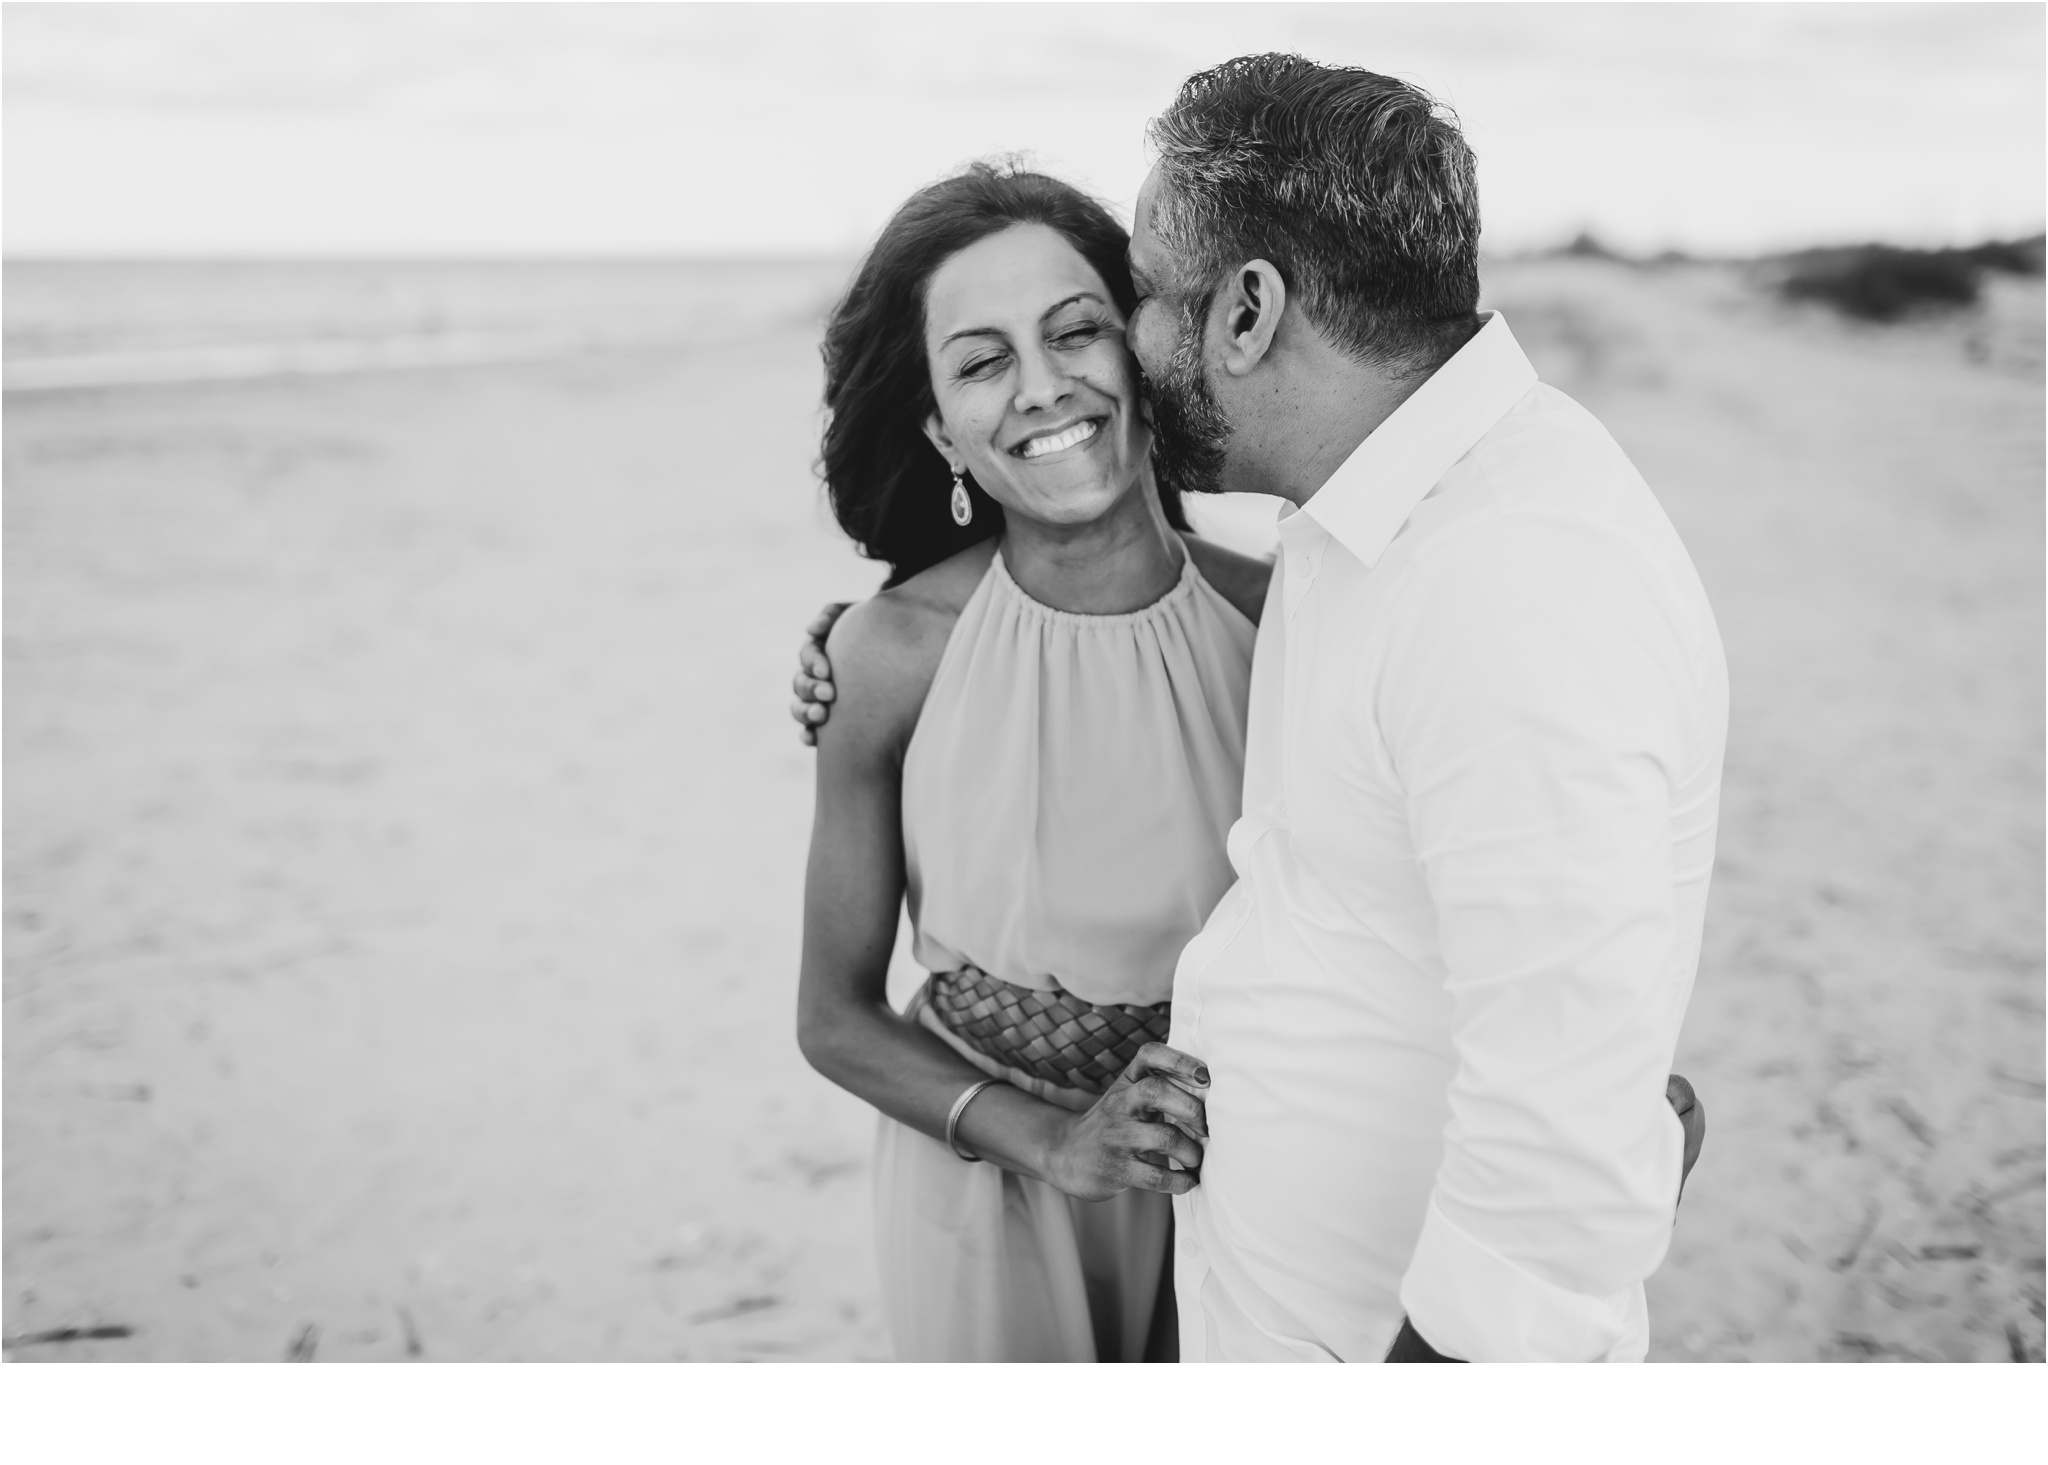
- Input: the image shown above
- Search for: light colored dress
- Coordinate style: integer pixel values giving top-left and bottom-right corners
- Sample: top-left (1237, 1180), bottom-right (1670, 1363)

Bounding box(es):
top-left (873, 540), bottom-right (1255, 1361)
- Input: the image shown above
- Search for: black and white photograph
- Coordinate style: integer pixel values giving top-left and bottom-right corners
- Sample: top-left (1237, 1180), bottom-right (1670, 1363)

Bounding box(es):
top-left (3, 0), bottom-right (2042, 1402)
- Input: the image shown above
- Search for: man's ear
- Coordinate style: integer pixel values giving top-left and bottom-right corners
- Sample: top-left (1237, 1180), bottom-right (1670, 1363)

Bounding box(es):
top-left (1216, 260), bottom-right (1287, 379)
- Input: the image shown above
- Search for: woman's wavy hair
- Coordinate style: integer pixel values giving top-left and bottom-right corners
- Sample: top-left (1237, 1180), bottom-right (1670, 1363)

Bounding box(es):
top-left (820, 160), bottom-right (1187, 587)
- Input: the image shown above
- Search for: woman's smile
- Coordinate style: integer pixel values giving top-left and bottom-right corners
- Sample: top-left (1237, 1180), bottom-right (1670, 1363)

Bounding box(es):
top-left (1013, 417), bottom-right (1104, 460)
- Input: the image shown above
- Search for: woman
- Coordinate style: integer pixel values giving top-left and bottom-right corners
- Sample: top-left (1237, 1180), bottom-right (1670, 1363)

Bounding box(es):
top-left (796, 161), bottom-right (1272, 1362)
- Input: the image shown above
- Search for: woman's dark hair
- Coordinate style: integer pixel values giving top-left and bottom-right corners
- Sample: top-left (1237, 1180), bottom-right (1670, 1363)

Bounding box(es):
top-left (820, 160), bottom-right (1187, 587)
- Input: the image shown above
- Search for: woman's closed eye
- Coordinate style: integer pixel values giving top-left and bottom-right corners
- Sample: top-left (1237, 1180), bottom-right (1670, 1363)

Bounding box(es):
top-left (954, 351), bottom-right (1009, 382)
top-left (951, 316), bottom-right (1115, 381)
top-left (1051, 318), bottom-right (1118, 351)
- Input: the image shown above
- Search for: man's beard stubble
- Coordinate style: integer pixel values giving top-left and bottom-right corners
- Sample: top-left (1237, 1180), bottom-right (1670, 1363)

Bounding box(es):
top-left (1141, 298), bottom-right (1232, 499)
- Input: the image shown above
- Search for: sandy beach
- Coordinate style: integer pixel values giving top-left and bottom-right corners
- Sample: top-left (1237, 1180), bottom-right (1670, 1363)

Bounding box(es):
top-left (4, 256), bottom-right (2041, 1361)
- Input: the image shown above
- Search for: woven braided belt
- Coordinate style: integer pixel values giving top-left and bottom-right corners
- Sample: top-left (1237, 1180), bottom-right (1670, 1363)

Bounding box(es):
top-left (928, 965), bottom-right (1170, 1096)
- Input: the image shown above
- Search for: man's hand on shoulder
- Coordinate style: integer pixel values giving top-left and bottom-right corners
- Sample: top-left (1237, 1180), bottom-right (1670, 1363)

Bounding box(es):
top-left (791, 602), bottom-right (850, 746)
top-left (793, 542), bottom-right (996, 746)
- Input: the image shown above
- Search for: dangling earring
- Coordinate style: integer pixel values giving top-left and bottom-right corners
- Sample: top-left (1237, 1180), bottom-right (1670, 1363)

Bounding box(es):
top-left (949, 470), bottom-right (973, 527)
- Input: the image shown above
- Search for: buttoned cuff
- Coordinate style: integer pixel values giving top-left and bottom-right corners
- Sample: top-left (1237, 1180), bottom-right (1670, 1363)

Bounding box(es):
top-left (1399, 1197), bottom-right (1642, 1361)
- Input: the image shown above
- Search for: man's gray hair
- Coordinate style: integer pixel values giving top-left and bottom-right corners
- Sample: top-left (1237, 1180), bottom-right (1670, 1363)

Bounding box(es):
top-left (1148, 53), bottom-right (1482, 371)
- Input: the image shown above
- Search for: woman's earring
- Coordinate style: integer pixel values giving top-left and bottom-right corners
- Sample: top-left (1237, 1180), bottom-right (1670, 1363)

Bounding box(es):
top-left (949, 470), bottom-right (973, 527)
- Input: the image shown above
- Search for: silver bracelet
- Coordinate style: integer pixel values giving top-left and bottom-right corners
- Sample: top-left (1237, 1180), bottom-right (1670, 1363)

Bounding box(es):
top-left (944, 1078), bottom-right (1003, 1162)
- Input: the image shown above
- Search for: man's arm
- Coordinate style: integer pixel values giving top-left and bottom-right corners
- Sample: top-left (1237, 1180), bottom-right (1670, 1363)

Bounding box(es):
top-left (1385, 1070), bottom-right (1705, 1361)
top-left (1379, 513), bottom-right (1703, 1362)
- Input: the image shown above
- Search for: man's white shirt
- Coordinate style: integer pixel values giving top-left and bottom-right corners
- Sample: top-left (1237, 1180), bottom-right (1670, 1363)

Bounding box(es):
top-left (1169, 312), bottom-right (1729, 1362)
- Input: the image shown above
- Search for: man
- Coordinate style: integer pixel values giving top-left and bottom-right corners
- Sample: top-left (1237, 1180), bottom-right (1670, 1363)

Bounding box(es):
top-left (796, 54), bottom-right (1722, 1362)
top-left (1124, 55), bottom-right (1726, 1362)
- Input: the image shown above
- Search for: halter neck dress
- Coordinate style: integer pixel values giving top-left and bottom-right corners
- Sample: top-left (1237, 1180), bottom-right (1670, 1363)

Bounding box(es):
top-left (873, 540), bottom-right (1255, 1362)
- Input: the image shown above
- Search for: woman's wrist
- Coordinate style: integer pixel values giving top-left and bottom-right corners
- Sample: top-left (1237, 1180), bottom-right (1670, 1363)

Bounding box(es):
top-left (945, 1079), bottom-right (1002, 1160)
top-left (953, 1081), bottom-right (1072, 1187)
top-left (1022, 1102), bottom-right (1076, 1190)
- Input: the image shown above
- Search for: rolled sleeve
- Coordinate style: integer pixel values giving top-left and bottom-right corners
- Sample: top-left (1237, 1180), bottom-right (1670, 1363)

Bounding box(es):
top-left (1378, 510), bottom-right (1691, 1361)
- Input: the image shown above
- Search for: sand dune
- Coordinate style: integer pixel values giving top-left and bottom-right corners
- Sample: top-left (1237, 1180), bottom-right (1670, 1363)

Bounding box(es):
top-left (3, 258), bottom-right (2040, 1360)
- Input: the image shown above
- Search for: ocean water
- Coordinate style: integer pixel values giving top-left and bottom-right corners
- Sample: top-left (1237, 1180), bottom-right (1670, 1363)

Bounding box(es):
top-left (0, 253), bottom-right (1287, 554)
top-left (1, 258), bottom-right (856, 390)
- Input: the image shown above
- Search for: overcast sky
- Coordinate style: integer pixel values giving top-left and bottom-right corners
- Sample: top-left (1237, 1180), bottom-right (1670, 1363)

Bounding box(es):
top-left (5, 1), bottom-right (2042, 258)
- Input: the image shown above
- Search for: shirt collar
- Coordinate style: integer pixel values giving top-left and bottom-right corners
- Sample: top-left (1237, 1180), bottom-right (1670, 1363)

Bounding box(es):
top-left (1298, 311), bottom-right (1538, 570)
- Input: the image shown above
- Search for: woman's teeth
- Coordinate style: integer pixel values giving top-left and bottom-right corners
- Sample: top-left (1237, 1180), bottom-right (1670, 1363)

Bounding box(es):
top-left (1018, 420), bottom-right (1099, 459)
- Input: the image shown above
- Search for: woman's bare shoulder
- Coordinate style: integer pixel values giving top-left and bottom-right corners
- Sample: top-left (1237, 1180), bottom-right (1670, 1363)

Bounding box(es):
top-left (1180, 532), bottom-right (1274, 626)
top-left (820, 539), bottom-right (996, 753)
top-left (880, 537), bottom-right (999, 623)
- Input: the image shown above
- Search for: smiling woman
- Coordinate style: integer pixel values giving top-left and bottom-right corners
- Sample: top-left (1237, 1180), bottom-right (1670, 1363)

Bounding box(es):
top-left (922, 228), bottom-right (1160, 558)
top-left (796, 161), bottom-right (1270, 1361)
top-left (819, 162), bottom-right (1190, 589)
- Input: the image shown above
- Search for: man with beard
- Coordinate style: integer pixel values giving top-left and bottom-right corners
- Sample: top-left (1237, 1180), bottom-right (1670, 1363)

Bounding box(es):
top-left (795, 54), bottom-right (1724, 1362)
top-left (1123, 55), bottom-right (1727, 1363)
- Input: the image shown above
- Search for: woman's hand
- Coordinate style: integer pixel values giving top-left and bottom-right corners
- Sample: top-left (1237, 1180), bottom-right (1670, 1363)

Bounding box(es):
top-left (791, 602), bottom-right (850, 745)
top-left (1040, 1042), bottom-right (1211, 1202)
